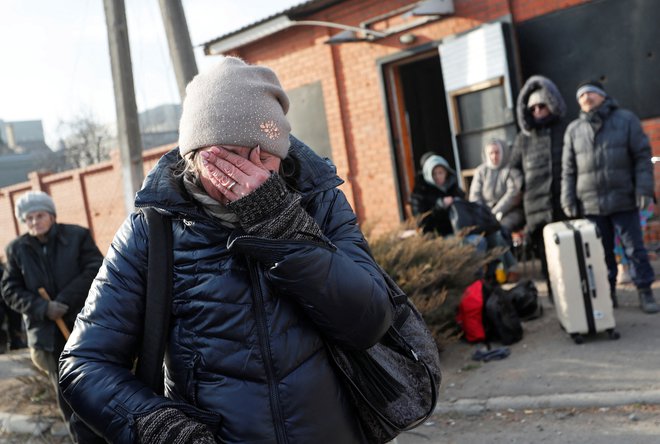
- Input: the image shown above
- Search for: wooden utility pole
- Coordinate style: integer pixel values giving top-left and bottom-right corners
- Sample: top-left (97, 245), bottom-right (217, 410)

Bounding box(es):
top-left (103, 0), bottom-right (144, 214)
top-left (159, 0), bottom-right (198, 101)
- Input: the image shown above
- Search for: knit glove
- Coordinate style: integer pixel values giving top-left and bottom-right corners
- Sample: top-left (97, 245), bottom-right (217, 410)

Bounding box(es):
top-left (135, 408), bottom-right (216, 444)
top-left (637, 194), bottom-right (654, 212)
top-left (228, 173), bottom-right (323, 241)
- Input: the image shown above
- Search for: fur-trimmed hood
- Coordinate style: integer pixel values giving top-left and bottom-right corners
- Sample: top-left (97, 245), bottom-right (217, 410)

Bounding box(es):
top-left (516, 75), bottom-right (566, 135)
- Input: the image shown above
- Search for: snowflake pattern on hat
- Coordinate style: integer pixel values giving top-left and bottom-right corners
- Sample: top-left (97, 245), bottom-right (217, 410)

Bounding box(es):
top-left (260, 120), bottom-right (280, 140)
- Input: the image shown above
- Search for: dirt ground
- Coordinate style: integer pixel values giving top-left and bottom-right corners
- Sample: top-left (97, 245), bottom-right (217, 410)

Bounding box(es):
top-left (0, 353), bottom-right (69, 444)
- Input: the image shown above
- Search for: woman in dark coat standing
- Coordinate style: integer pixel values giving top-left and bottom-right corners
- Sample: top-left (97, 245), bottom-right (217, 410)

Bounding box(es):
top-left (59, 57), bottom-right (392, 443)
top-left (509, 75), bottom-right (568, 286)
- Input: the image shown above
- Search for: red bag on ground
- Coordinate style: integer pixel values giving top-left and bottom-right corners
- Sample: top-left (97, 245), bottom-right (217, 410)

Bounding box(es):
top-left (456, 280), bottom-right (486, 342)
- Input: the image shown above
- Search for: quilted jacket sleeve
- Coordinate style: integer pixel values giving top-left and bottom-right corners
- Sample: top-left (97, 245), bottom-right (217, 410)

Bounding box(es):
top-left (468, 167), bottom-right (485, 205)
top-left (491, 167), bottom-right (523, 216)
top-left (229, 188), bottom-right (392, 350)
top-left (59, 214), bottom-right (213, 443)
top-left (561, 122), bottom-right (579, 217)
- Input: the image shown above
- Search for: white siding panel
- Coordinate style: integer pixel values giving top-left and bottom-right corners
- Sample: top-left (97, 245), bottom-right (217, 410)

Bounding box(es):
top-left (439, 22), bottom-right (507, 92)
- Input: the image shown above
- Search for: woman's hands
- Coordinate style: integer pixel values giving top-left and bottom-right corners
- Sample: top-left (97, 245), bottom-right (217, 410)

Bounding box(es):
top-left (199, 145), bottom-right (279, 203)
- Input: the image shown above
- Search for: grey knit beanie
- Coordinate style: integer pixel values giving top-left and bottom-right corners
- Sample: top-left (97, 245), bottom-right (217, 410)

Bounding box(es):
top-left (576, 79), bottom-right (607, 101)
top-left (178, 56), bottom-right (291, 159)
top-left (14, 191), bottom-right (56, 222)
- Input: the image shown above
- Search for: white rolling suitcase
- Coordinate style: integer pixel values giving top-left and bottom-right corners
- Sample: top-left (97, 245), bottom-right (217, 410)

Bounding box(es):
top-left (543, 220), bottom-right (620, 343)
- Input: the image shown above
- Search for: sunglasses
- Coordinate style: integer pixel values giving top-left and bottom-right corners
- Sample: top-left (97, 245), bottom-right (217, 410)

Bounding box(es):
top-left (529, 104), bottom-right (547, 112)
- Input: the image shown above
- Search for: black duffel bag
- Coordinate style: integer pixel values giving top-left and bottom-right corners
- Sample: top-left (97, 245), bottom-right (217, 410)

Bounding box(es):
top-left (449, 198), bottom-right (501, 236)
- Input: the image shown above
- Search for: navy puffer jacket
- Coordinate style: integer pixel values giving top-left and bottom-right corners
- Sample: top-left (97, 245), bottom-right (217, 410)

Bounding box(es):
top-left (59, 137), bottom-right (392, 443)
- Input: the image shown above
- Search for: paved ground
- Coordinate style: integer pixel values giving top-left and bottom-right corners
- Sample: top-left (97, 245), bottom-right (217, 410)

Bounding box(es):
top-left (395, 256), bottom-right (660, 443)
top-left (1, 258), bottom-right (660, 443)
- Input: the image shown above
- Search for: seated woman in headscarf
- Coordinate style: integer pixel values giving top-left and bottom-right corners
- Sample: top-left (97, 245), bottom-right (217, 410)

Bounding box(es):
top-left (411, 153), bottom-right (519, 282)
top-left (410, 153), bottom-right (465, 237)
top-left (469, 139), bottom-right (524, 233)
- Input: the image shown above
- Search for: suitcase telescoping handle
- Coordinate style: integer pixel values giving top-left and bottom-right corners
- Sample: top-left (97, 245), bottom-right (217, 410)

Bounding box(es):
top-left (586, 265), bottom-right (597, 298)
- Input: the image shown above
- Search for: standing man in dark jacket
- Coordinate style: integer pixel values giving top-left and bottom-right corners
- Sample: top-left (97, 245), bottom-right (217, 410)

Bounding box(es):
top-left (510, 75), bottom-right (568, 290)
top-left (1, 191), bottom-right (103, 439)
top-left (562, 80), bottom-right (658, 313)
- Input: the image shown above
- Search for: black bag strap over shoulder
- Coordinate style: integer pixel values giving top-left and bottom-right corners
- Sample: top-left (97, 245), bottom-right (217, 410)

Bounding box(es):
top-left (135, 207), bottom-right (173, 395)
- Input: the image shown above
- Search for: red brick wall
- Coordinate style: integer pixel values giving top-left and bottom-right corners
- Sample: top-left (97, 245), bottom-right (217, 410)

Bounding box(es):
top-left (0, 145), bottom-right (174, 258)
top-left (642, 117), bottom-right (660, 243)
top-left (511, 0), bottom-right (591, 22)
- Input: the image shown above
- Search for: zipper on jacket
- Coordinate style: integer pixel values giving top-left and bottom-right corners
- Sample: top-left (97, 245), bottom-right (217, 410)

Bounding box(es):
top-left (186, 353), bottom-right (201, 405)
top-left (248, 261), bottom-right (288, 444)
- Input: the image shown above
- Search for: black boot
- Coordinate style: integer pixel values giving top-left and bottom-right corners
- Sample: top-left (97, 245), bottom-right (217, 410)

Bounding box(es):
top-left (638, 288), bottom-right (660, 314)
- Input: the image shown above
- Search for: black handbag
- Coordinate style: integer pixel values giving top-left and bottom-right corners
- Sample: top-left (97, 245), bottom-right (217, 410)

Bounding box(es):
top-left (449, 199), bottom-right (501, 236)
top-left (326, 268), bottom-right (442, 444)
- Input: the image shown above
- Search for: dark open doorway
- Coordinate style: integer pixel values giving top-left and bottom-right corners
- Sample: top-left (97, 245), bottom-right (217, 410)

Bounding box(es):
top-left (384, 53), bottom-right (453, 218)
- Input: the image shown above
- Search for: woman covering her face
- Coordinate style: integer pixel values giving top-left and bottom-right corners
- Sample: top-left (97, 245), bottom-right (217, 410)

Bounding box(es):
top-left (59, 57), bottom-right (392, 443)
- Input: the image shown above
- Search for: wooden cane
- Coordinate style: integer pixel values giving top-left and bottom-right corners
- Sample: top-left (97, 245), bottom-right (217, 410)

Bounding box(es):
top-left (38, 288), bottom-right (71, 340)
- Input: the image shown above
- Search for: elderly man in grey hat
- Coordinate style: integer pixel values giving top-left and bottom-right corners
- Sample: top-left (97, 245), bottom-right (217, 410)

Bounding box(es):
top-left (1, 190), bottom-right (103, 441)
top-left (562, 80), bottom-right (658, 313)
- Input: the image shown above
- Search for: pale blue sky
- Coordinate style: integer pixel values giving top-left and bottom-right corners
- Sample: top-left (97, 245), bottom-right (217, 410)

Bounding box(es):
top-left (0, 0), bottom-right (301, 146)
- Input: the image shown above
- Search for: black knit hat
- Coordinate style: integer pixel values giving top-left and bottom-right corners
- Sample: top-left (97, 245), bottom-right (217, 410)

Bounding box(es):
top-left (576, 79), bottom-right (607, 100)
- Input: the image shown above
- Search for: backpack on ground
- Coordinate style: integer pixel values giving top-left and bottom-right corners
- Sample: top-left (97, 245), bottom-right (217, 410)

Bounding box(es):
top-left (483, 284), bottom-right (523, 345)
top-left (456, 280), bottom-right (486, 342)
top-left (508, 279), bottom-right (543, 321)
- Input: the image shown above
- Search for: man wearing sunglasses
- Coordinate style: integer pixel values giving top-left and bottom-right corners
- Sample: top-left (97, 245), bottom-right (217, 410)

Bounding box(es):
top-left (562, 80), bottom-right (657, 314)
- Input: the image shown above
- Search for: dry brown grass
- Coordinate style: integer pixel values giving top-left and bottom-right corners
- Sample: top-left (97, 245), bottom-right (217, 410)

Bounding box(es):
top-left (365, 220), bottom-right (500, 348)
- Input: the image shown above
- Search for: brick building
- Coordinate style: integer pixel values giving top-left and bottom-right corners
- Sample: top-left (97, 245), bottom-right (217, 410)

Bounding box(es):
top-left (202, 0), bottom-right (660, 230)
top-left (1, 0), bottom-right (659, 255)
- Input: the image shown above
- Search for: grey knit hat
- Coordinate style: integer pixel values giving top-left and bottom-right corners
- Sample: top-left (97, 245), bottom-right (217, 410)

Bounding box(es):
top-left (178, 56), bottom-right (291, 159)
top-left (14, 191), bottom-right (56, 222)
top-left (576, 79), bottom-right (607, 101)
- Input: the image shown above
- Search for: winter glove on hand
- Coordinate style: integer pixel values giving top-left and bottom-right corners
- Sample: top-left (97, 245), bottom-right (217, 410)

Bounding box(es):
top-left (136, 408), bottom-right (216, 444)
top-left (637, 194), bottom-right (653, 212)
top-left (46, 301), bottom-right (69, 320)
top-left (228, 173), bottom-right (323, 241)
